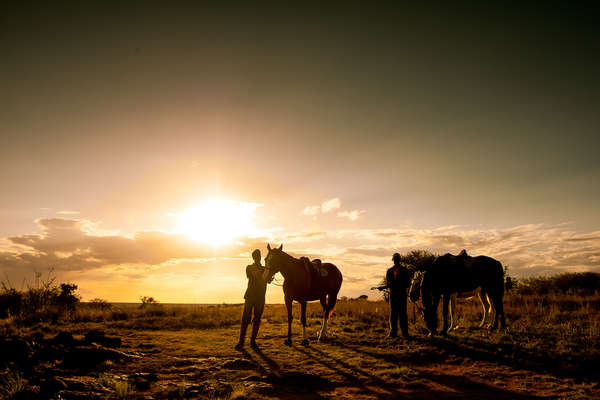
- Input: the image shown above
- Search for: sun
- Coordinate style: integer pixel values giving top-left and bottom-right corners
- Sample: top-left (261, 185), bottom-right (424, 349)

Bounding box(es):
top-left (176, 199), bottom-right (260, 246)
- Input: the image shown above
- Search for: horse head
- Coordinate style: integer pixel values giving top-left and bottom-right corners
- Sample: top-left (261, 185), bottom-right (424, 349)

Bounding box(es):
top-left (263, 243), bottom-right (284, 282)
top-left (408, 271), bottom-right (423, 303)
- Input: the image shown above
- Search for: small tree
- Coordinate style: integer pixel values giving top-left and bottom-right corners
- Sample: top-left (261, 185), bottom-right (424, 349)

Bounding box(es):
top-left (140, 296), bottom-right (159, 308)
top-left (88, 298), bottom-right (112, 310)
top-left (57, 283), bottom-right (80, 314)
top-left (398, 250), bottom-right (437, 270)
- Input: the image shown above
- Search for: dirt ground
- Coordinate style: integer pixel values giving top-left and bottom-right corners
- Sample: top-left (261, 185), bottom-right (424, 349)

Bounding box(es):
top-left (58, 319), bottom-right (598, 400)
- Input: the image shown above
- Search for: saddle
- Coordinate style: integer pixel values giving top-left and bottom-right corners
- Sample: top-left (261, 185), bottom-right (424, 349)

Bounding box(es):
top-left (444, 250), bottom-right (473, 266)
top-left (446, 250), bottom-right (477, 290)
top-left (300, 257), bottom-right (329, 277)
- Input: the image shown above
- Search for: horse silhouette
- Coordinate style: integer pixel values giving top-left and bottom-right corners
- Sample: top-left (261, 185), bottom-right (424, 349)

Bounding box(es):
top-left (409, 270), bottom-right (494, 331)
top-left (420, 252), bottom-right (506, 335)
top-left (263, 244), bottom-right (343, 346)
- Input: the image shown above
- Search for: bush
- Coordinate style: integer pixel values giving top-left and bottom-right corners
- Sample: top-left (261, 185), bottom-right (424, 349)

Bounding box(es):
top-left (140, 296), bottom-right (159, 308)
top-left (88, 298), bottom-right (112, 310)
top-left (516, 272), bottom-right (600, 296)
top-left (398, 250), bottom-right (437, 271)
top-left (0, 289), bottom-right (23, 318)
top-left (0, 273), bottom-right (80, 323)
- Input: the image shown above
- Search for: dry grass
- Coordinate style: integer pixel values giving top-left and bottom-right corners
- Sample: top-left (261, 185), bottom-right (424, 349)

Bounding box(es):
top-left (1, 292), bottom-right (599, 399)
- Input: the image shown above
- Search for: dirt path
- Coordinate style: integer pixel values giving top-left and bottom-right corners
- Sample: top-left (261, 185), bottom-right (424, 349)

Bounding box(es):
top-left (101, 322), bottom-right (597, 399)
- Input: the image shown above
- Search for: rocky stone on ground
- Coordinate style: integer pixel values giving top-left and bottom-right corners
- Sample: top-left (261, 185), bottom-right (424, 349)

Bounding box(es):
top-left (84, 329), bottom-right (122, 348)
top-left (222, 358), bottom-right (256, 370)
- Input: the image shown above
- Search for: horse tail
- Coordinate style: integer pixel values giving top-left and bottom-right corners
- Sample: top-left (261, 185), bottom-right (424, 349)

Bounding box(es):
top-left (327, 266), bottom-right (343, 318)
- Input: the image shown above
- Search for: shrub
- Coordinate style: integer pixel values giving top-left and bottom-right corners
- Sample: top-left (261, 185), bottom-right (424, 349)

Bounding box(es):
top-left (0, 272), bottom-right (80, 323)
top-left (140, 296), bottom-right (159, 308)
top-left (88, 298), bottom-right (112, 310)
top-left (0, 288), bottom-right (23, 318)
top-left (516, 272), bottom-right (600, 296)
top-left (398, 249), bottom-right (437, 270)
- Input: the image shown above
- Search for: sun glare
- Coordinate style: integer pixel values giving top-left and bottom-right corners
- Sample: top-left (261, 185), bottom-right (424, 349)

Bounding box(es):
top-left (176, 199), bottom-right (260, 246)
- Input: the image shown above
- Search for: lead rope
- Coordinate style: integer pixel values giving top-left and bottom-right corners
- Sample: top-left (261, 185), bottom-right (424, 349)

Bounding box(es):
top-left (269, 276), bottom-right (284, 287)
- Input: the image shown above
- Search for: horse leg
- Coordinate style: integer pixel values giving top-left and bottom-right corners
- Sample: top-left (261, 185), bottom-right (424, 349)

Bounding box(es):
top-left (284, 295), bottom-right (293, 346)
top-left (488, 291), bottom-right (501, 330)
top-left (449, 294), bottom-right (456, 331)
top-left (477, 291), bottom-right (487, 328)
top-left (300, 301), bottom-right (309, 346)
top-left (442, 295), bottom-right (450, 335)
top-left (318, 296), bottom-right (328, 341)
top-left (487, 293), bottom-right (496, 329)
top-left (428, 294), bottom-right (440, 336)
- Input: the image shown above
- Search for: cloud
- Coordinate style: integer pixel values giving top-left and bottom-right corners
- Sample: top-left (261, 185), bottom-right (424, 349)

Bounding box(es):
top-left (337, 210), bottom-right (366, 221)
top-left (272, 224), bottom-right (600, 280)
top-left (283, 231), bottom-right (326, 242)
top-left (321, 198), bottom-right (341, 213)
top-left (301, 205), bottom-right (321, 216)
top-left (301, 197), bottom-right (342, 217)
top-left (2, 217), bottom-right (600, 301)
top-left (56, 210), bottom-right (80, 215)
top-left (1, 218), bottom-right (270, 275)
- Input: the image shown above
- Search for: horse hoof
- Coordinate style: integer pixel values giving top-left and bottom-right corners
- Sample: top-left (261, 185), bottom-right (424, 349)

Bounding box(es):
top-left (301, 339), bottom-right (310, 347)
top-left (284, 339), bottom-right (292, 346)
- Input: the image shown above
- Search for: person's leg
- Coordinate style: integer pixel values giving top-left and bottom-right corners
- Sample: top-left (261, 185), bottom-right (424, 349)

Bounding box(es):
top-left (389, 292), bottom-right (399, 337)
top-left (236, 301), bottom-right (253, 349)
top-left (250, 301), bottom-right (265, 348)
top-left (398, 296), bottom-right (409, 339)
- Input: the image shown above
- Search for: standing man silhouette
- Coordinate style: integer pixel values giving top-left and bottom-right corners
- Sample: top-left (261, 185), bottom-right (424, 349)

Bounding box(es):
top-left (382, 253), bottom-right (411, 339)
top-left (235, 249), bottom-right (267, 350)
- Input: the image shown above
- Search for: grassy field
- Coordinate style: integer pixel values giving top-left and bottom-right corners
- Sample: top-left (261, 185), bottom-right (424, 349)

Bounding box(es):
top-left (1, 290), bottom-right (599, 399)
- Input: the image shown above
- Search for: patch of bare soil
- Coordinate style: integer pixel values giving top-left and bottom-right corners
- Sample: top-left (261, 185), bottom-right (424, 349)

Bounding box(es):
top-left (2, 321), bottom-right (598, 399)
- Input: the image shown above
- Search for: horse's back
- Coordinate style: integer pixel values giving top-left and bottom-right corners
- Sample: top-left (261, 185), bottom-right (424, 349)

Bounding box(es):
top-left (427, 254), bottom-right (502, 294)
top-left (469, 256), bottom-right (503, 284)
top-left (287, 262), bottom-right (342, 302)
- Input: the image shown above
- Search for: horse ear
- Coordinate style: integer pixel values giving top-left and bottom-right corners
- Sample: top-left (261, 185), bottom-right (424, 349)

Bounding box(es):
top-left (278, 244), bottom-right (283, 250)
top-left (267, 244), bottom-right (271, 251)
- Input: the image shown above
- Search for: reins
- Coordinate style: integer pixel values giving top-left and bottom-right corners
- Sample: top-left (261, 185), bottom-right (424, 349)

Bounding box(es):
top-left (269, 276), bottom-right (284, 287)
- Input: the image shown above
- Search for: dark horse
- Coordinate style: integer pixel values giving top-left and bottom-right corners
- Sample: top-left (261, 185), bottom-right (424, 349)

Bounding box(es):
top-left (421, 253), bottom-right (506, 335)
top-left (263, 244), bottom-right (343, 346)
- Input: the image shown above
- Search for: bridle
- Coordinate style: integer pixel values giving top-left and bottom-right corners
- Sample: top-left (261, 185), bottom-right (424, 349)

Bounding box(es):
top-left (264, 255), bottom-right (283, 286)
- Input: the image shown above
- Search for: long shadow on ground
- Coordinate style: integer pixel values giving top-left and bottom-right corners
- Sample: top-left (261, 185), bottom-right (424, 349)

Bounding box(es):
top-left (329, 333), bottom-right (599, 382)
top-left (427, 334), bottom-right (599, 382)
top-left (291, 343), bottom-right (529, 400)
top-left (238, 347), bottom-right (330, 399)
top-left (322, 339), bottom-right (544, 399)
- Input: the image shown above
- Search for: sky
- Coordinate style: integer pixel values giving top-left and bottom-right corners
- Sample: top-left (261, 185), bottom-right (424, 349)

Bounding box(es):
top-left (1, 3), bottom-right (599, 303)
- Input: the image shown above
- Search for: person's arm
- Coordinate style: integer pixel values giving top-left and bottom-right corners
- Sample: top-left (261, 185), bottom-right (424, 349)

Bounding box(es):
top-left (374, 270), bottom-right (391, 290)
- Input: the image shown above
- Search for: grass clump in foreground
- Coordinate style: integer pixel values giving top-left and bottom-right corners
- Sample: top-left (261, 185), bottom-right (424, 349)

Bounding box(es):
top-left (0, 271), bottom-right (80, 325)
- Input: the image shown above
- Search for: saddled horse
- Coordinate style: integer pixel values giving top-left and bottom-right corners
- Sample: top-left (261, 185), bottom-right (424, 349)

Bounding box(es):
top-left (420, 253), bottom-right (506, 335)
top-left (263, 244), bottom-right (343, 346)
top-left (409, 270), bottom-right (494, 331)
